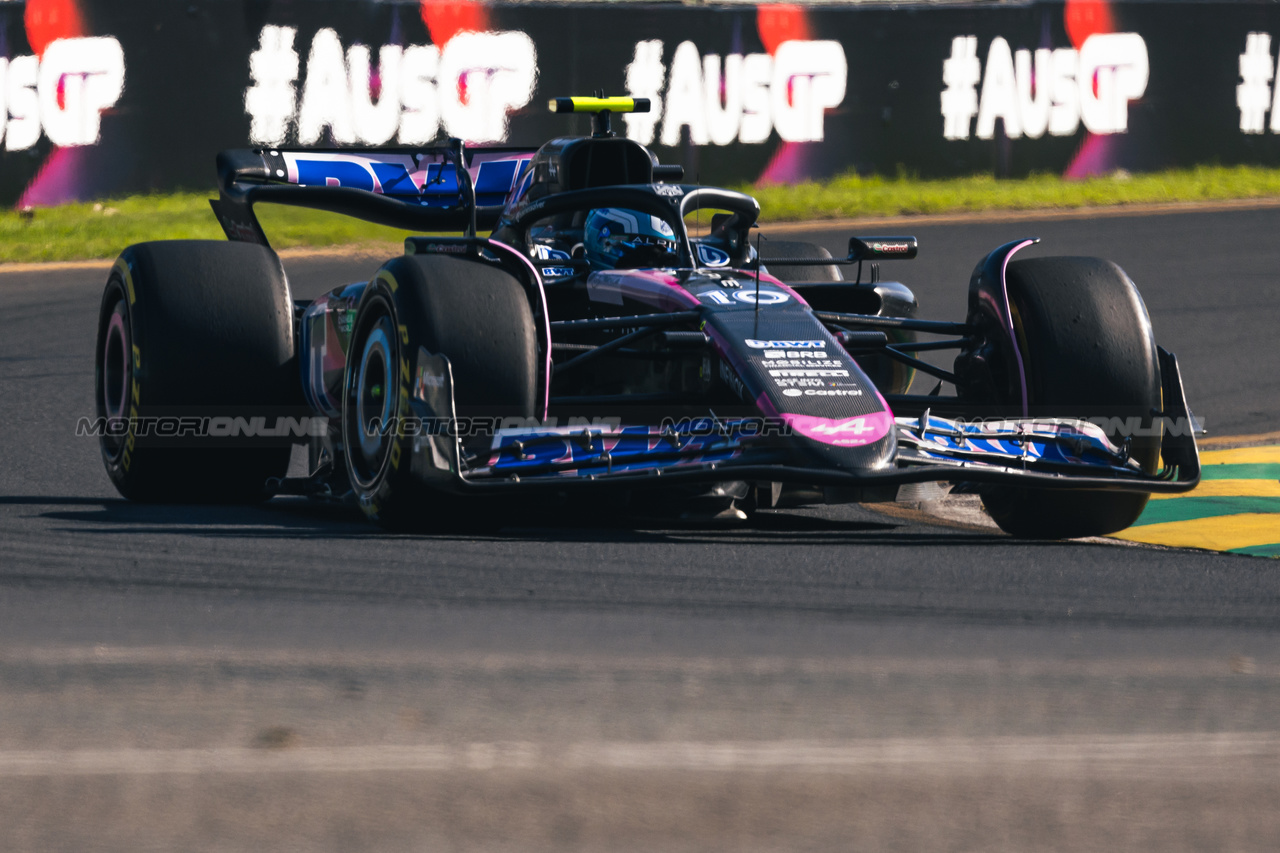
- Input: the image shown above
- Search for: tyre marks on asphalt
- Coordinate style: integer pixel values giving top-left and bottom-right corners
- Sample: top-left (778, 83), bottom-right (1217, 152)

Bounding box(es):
top-left (1112, 445), bottom-right (1280, 557)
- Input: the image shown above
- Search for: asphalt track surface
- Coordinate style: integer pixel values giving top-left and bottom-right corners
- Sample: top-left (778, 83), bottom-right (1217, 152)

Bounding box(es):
top-left (1, 206), bottom-right (1279, 851)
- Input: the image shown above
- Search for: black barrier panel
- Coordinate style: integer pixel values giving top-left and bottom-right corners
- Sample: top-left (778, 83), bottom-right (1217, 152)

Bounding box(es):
top-left (8, 0), bottom-right (1280, 206)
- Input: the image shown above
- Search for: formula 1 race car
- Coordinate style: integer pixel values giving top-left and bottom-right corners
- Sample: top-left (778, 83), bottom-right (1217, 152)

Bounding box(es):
top-left (94, 96), bottom-right (1200, 538)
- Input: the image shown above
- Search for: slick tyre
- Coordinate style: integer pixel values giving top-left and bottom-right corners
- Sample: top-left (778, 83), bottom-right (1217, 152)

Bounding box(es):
top-left (342, 254), bottom-right (538, 531)
top-left (763, 241), bottom-right (842, 282)
top-left (95, 241), bottom-right (298, 502)
top-left (977, 257), bottom-right (1162, 539)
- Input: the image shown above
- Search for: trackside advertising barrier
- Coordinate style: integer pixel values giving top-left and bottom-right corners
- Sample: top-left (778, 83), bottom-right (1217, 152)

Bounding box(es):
top-left (8, 0), bottom-right (1280, 205)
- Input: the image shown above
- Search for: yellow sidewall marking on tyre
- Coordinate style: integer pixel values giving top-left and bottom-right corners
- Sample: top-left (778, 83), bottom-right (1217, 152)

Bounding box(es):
top-left (114, 257), bottom-right (136, 305)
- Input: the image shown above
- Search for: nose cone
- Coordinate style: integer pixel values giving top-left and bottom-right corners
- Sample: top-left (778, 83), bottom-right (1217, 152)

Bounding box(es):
top-left (755, 392), bottom-right (898, 472)
top-left (697, 292), bottom-right (899, 474)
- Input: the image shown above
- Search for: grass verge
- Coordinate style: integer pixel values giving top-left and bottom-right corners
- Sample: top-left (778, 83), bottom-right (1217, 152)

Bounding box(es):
top-left (4, 165), bottom-right (1280, 264)
top-left (0, 194), bottom-right (418, 264)
top-left (744, 165), bottom-right (1280, 221)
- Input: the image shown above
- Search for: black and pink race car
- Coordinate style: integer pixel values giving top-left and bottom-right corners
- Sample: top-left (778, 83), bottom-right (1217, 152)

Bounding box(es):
top-left (94, 96), bottom-right (1200, 538)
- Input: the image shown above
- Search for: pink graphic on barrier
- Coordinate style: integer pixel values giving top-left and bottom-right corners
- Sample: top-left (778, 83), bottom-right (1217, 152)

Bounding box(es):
top-left (18, 145), bottom-right (89, 208)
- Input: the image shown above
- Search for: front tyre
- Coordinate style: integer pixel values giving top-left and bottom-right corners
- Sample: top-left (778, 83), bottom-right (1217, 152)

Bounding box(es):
top-left (975, 256), bottom-right (1162, 539)
top-left (341, 255), bottom-right (538, 530)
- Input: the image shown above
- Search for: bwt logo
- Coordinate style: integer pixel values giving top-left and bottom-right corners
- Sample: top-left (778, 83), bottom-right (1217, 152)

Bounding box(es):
top-left (941, 33), bottom-right (1149, 140)
top-left (0, 37), bottom-right (125, 150)
top-left (245, 26), bottom-right (537, 145)
top-left (279, 150), bottom-right (530, 205)
top-left (623, 39), bottom-right (847, 146)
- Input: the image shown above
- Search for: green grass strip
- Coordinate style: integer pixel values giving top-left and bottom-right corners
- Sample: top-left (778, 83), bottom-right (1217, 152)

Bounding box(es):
top-left (1132, 496), bottom-right (1280, 526)
top-left (1200, 463), bottom-right (1280, 480)
top-left (745, 164), bottom-right (1280, 221)
top-left (5, 164), bottom-right (1280, 263)
top-left (0, 193), bottom-right (416, 264)
top-left (1230, 543), bottom-right (1280, 558)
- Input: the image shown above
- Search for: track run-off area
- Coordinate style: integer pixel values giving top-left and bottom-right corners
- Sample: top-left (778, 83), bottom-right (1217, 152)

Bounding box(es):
top-left (1, 204), bottom-right (1278, 851)
top-left (1116, 442), bottom-right (1280, 555)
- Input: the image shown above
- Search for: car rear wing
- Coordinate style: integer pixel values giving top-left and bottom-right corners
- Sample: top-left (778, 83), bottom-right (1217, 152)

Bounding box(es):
top-left (210, 142), bottom-right (537, 247)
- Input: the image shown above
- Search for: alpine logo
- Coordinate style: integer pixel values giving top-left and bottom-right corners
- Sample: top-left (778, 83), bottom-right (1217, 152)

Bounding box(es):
top-left (809, 417), bottom-right (876, 436)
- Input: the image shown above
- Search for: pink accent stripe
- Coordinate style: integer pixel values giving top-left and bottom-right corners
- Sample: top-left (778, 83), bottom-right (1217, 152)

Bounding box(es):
top-left (594, 269), bottom-right (702, 312)
top-left (756, 272), bottom-right (808, 305)
top-left (755, 391), bottom-right (779, 417)
top-left (1000, 239), bottom-right (1036, 418)
top-left (488, 239), bottom-right (553, 421)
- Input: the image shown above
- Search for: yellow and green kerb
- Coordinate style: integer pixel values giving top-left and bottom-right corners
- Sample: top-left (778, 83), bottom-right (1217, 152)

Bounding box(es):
top-left (1111, 444), bottom-right (1280, 557)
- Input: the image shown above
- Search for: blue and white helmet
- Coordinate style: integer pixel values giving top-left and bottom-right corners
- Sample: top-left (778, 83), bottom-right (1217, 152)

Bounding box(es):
top-left (584, 208), bottom-right (679, 269)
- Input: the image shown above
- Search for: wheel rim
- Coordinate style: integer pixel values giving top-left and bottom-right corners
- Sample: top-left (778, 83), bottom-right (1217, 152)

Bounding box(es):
top-left (99, 295), bottom-right (131, 461)
top-left (346, 305), bottom-right (399, 489)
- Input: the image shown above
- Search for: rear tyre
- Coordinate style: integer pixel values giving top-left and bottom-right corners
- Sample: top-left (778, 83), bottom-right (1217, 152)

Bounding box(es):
top-left (975, 257), bottom-right (1162, 539)
top-left (342, 254), bottom-right (538, 531)
top-left (95, 241), bottom-right (297, 502)
top-left (762, 240), bottom-right (842, 282)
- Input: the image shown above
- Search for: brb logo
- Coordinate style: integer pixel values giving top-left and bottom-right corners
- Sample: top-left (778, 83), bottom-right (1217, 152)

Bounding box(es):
top-left (941, 33), bottom-right (1148, 140)
top-left (622, 39), bottom-right (847, 146)
top-left (245, 26), bottom-right (537, 145)
top-left (0, 37), bottom-right (124, 150)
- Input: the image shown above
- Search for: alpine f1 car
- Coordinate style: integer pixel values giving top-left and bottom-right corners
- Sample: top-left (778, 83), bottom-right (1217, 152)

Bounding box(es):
top-left (95, 96), bottom-right (1200, 538)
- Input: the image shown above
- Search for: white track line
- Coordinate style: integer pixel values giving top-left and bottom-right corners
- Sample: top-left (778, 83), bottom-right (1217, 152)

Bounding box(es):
top-left (1, 735), bottom-right (1276, 777)
top-left (3, 645), bottom-right (1276, 677)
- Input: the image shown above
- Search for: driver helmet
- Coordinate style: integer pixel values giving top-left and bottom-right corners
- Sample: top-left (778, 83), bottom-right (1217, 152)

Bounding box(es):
top-left (583, 208), bottom-right (679, 269)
